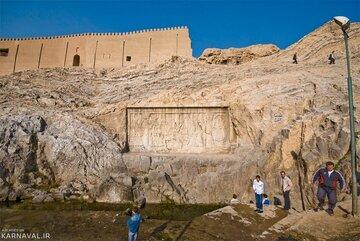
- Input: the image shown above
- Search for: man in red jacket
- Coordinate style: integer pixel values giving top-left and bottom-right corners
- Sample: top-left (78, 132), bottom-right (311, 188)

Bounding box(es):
top-left (312, 161), bottom-right (346, 215)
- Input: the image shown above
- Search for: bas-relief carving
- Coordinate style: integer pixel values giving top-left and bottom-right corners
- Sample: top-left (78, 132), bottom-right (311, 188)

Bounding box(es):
top-left (128, 108), bottom-right (231, 153)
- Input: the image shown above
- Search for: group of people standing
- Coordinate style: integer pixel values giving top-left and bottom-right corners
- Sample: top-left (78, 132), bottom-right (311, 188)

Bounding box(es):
top-left (248, 161), bottom-right (346, 215)
top-left (292, 51), bottom-right (336, 64)
top-left (251, 171), bottom-right (293, 213)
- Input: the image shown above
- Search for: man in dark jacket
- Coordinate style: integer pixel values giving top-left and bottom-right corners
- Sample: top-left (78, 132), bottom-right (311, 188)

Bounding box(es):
top-left (312, 161), bottom-right (346, 215)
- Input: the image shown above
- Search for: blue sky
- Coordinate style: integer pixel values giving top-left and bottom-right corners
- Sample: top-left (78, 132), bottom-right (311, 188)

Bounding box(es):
top-left (0, 0), bottom-right (359, 56)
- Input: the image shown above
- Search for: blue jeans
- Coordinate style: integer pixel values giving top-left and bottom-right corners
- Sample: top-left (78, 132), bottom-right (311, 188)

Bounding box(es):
top-left (128, 231), bottom-right (138, 241)
top-left (255, 193), bottom-right (263, 211)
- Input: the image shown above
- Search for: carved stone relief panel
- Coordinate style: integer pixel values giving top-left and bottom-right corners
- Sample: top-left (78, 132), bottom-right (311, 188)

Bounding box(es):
top-left (127, 107), bottom-right (231, 153)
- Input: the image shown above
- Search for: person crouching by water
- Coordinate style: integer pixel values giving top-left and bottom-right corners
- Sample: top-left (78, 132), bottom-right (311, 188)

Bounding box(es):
top-left (253, 175), bottom-right (264, 213)
top-left (127, 205), bottom-right (142, 241)
top-left (280, 171), bottom-right (293, 211)
top-left (230, 194), bottom-right (240, 205)
top-left (312, 161), bottom-right (346, 215)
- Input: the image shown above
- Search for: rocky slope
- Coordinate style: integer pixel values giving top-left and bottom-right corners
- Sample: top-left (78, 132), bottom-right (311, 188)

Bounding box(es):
top-left (277, 20), bottom-right (360, 63)
top-left (0, 21), bottom-right (360, 210)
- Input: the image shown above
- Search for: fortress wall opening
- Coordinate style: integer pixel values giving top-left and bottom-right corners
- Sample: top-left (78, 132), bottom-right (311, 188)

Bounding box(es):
top-left (0, 41), bottom-right (18, 75)
top-left (0, 27), bottom-right (192, 76)
top-left (127, 107), bottom-right (234, 154)
top-left (122, 34), bottom-right (150, 66)
top-left (65, 37), bottom-right (96, 68)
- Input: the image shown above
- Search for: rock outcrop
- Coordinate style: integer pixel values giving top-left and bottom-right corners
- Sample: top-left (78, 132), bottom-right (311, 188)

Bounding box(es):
top-left (0, 21), bottom-right (359, 208)
top-left (199, 44), bottom-right (279, 64)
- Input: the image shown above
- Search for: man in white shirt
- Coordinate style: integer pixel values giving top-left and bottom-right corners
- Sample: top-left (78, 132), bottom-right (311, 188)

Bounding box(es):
top-left (253, 175), bottom-right (264, 213)
top-left (280, 171), bottom-right (293, 210)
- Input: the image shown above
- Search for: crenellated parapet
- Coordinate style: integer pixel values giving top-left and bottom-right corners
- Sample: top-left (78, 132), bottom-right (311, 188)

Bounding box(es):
top-left (0, 26), bottom-right (189, 41)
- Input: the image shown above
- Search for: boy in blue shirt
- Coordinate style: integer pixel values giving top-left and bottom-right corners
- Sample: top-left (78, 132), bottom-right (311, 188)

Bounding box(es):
top-left (262, 194), bottom-right (271, 206)
top-left (127, 205), bottom-right (142, 241)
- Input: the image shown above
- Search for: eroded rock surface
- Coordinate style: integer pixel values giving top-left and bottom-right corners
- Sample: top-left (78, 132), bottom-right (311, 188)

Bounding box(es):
top-left (0, 113), bottom-right (131, 202)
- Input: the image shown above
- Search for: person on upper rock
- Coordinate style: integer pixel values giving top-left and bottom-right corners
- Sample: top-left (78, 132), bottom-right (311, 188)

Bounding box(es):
top-left (312, 161), bottom-right (346, 215)
top-left (328, 51), bottom-right (336, 64)
top-left (293, 53), bottom-right (298, 64)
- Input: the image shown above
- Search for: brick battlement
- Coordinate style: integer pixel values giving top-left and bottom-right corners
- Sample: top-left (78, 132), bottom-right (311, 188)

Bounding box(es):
top-left (0, 26), bottom-right (188, 42)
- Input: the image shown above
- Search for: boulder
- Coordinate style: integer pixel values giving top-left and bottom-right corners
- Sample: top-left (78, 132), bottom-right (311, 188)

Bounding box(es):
top-left (0, 113), bottom-right (132, 203)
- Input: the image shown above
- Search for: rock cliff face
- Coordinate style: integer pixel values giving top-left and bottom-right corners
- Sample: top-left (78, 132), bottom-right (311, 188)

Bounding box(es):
top-left (0, 21), bottom-right (360, 208)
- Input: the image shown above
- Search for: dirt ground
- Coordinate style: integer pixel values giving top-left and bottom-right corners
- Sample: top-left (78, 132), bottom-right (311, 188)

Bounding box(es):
top-left (0, 202), bottom-right (285, 241)
top-left (0, 200), bottom-right (359, 241)
top-left (0, 208), bottom-right (193, 241)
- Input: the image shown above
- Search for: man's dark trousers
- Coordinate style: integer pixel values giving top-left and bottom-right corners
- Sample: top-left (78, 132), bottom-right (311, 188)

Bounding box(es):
top-left (283, 190), bottom-right (291, 210)
top-left (317, 186), bottom-right (337, 210)
top-left (255, 194), bottom-right (263, 211)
